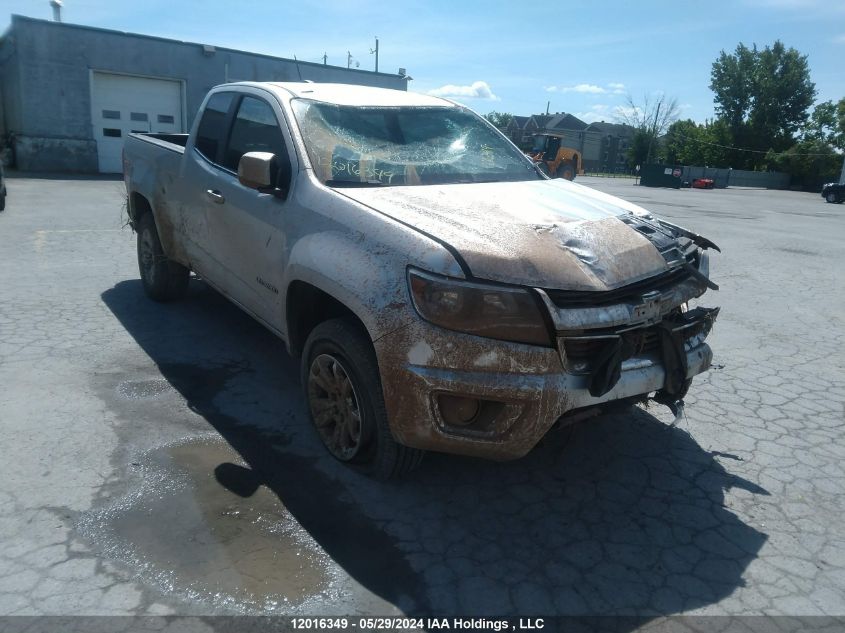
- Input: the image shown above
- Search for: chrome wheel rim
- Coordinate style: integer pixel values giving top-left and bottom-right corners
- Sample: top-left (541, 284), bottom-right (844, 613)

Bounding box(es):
top-left (307, 353), bottom-right (363, 461)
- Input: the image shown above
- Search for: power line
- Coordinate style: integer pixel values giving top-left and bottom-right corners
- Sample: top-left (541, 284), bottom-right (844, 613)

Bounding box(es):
top-left (668, 131), bottom-right (839, 157)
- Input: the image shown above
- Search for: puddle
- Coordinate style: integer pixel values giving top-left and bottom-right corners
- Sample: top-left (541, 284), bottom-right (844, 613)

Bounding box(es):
top-left (117, 378), bottom-right (172, 399)
top-left (79, 438), bottom-right (334, 612)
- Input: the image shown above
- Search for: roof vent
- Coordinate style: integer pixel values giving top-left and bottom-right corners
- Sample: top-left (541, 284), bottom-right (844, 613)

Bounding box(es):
top-left (49, 0), bottom-right (63, 22)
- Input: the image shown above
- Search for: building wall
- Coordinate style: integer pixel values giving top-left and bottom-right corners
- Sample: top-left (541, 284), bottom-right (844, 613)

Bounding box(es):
top-left (1, 15), bottom-right (408, 172)
top-left (0, 32), bottom-right (22, 141)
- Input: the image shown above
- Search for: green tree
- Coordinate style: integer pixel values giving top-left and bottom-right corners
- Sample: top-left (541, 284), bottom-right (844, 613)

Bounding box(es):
top-left (700, 118), bottom-right (735, 168)
top-left (765, 139), bottom-right (842, 190)
top-left (484, 111), bottom-right (513, 128)
top-left (710, 41), bottom-right (816, 168)
top-left (662, 119), bottom-right (706, 165)
top-left (626, 130), bottom-right (652, 170)
top-left (805, 98), bottom-right (845, 150)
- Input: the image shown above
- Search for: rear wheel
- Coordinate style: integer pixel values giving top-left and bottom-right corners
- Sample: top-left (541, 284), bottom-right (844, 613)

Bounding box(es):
top-left (137, 212), bottom-right (189, 302)
top-left (302, 318), bottom-right (425, 479)
top-left (826, 192), bottom-right (839, 203)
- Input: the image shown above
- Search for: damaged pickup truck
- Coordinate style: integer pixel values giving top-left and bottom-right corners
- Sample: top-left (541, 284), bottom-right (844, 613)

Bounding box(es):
top-left (123, 82), bottom-right (720, 478)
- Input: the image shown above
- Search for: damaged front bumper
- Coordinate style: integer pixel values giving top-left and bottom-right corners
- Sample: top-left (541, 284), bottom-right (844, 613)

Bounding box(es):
top-left (374, 301), bottom-right (718, 461)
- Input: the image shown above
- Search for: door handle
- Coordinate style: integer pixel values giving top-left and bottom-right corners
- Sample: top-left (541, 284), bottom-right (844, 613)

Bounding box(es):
top-left (206, 189), bottom-right (225, 204)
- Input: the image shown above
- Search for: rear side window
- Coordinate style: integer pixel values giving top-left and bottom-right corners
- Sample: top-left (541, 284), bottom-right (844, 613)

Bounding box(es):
top-left (222, 96), bottom-right (287, 171)
top-left (195, 92), bottom-right (235, 162)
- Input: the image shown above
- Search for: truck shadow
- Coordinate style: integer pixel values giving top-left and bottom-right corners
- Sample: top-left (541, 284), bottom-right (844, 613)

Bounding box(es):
top-left (100, 279), bottom-right (768, 619)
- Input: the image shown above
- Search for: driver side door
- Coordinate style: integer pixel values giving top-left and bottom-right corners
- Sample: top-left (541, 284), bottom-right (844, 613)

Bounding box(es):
top-left (204, 93), bottom-right (295, 331)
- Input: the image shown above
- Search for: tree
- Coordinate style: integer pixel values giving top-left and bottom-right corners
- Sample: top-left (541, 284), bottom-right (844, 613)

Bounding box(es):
top-left (710, 41), bottom-right (816, 167)
top-left (658, 119), bottom-right (741, 168)
top-left (805, 98), bottom-right (845, 151)
top-left (484, 111), bottom-right (513, 128)
top-left (700, 118), bottom-right (735, 168)
top-left (626, 130), bottom-right (652, 170)
top-left (616, 93), bottom-right (680, 164)
top-left (662, 119), bottom-right (705, 165)
top-left (709, 43), bottom-right (755, 131)
top-left (765, 139), bottom-right (842, 190)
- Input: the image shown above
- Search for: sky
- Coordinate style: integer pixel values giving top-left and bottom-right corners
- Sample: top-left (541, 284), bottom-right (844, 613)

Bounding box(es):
top-left (1, 0), bottom-right (843, 124)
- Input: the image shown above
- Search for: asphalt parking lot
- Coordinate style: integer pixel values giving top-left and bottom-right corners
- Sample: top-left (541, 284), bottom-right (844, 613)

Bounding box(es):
top-left (0, 174), bottom-right (843, 625)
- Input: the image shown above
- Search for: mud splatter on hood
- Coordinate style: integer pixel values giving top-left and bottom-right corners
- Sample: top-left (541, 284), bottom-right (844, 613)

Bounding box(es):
top-left (337, 178), bottom-right (672, 291)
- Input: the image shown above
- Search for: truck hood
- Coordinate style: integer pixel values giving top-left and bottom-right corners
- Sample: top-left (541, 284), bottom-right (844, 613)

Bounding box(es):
top-left (337, 179), bottom-right (677, 291)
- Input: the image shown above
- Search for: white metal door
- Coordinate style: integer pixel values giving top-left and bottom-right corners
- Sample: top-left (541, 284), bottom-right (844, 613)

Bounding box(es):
top-left (91, 72), bottom-right (183, 173)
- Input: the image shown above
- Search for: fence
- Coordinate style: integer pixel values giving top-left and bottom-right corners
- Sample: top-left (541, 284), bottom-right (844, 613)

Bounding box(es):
top-left (681, 166), bottom-right (790, 190)
top-left (581, 168), bottom-right (637, 179)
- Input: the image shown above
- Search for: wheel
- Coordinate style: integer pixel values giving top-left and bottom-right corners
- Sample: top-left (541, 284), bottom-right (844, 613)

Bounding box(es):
top-left (301, 318), bottom-right (425, 479)
top-left (0, 191), bottom-right (5, 211)
top-left (557, 162), bottom-right (575, 181)
top-left (136, 212), bottom-right (189, 302)
top-left (826, 192), bottom-right (838, 203)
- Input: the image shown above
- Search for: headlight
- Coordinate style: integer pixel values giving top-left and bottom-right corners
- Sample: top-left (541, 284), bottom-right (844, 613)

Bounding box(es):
top-left (407, 268), bottom-right (552, 346)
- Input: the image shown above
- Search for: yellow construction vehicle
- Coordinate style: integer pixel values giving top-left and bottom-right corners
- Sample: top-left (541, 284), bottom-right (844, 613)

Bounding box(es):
top-left (526, 133), bottom-right (582, 180)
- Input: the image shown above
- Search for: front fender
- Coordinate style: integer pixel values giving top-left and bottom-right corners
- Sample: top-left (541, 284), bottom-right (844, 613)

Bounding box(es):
top-left (284, 230), bottom-right (416, 343)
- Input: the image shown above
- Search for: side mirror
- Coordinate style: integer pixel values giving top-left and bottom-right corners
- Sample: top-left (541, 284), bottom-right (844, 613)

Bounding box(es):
top-left (238, 152), bottom-right (276, 189)
top-left (238, 151), bottom-right (293, 199)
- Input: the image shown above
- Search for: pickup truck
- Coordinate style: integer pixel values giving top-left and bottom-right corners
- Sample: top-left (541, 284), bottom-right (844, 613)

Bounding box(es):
top-left (123, 82), bottom-right (720, 479)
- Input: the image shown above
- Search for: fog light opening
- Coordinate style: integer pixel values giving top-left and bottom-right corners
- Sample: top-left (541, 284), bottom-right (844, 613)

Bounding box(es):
top-left (438, 395), bottom-right (480, 426)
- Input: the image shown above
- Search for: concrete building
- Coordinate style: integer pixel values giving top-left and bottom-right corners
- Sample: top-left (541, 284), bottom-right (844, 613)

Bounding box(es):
top-left (0, 15), bottom-right (409, 173)
top-left (585, 121), bottom-right (635, 172)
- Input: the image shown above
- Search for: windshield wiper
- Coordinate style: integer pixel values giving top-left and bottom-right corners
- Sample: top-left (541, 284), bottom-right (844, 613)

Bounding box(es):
top-left (325, 179), bottom-right (387, 187)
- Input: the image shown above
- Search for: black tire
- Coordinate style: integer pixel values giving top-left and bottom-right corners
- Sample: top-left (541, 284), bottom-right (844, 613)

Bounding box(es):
top-left (136, 212), bottom-right (189, 302)
top-left (825, 192), bottom-right (839, 204)
top-left (0, 191), bottom-right (5, 211)
top-left (557, 161), bottom-right (575, 181)
top-left (301, 317), bottom-right (424, 479)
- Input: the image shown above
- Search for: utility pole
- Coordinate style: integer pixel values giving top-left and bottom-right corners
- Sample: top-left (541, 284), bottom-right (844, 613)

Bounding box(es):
top-left (323, 52), bottom-right (327, 65)
top-left (370, 37), bottom-right (379, 73)
top-left (545, 101), bottom-right (550, 115)
top-left (347, 51), bottom-right (352, 69)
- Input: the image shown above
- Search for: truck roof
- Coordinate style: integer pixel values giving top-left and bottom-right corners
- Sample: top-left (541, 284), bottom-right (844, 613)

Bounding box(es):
top-left (224, 81), bottom-right (454, 108)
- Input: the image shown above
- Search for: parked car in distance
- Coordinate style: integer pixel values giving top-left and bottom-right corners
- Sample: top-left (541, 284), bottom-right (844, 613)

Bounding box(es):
top-left (692, 177), bottom-right (715, 189)
top-left (123, 82), bottom-right (721, 478)
top-left (821, 182), bottom-right (844, 203)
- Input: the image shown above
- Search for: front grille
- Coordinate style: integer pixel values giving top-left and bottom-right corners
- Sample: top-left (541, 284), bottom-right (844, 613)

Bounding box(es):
top-left (546, 264), bottom-right (694, 309)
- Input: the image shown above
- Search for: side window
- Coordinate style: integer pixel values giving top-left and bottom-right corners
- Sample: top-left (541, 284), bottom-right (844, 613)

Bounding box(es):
top-left (195, 92), bottom-right (235, 162)
top-left (222, 96), bottom-right (287, 172)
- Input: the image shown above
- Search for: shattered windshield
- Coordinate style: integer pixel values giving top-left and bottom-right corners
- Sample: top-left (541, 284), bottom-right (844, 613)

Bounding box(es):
top-left (291, 100), bottom-right (540, 187)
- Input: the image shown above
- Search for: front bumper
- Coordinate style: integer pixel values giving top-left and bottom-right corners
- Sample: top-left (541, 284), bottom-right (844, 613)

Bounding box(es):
top-left (374, 309), bottom-right (716, 461)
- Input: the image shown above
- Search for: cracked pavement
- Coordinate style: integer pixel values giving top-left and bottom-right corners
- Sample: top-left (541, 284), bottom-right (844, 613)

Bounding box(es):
top-left (0, 174), bottom-right (843, 624)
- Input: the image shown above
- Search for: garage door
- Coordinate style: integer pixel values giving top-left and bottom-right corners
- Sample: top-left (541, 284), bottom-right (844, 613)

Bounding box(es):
top-left (91, 72), bottom-right (183, 173)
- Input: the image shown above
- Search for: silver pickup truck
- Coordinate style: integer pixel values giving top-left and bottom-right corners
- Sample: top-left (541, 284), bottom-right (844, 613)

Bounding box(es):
top-left (123, 82), bottom-right (720, 478)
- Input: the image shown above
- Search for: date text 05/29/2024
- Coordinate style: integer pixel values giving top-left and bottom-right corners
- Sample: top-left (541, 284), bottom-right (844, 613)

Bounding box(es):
top-left (291, 618), bottom-right (545, 630)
